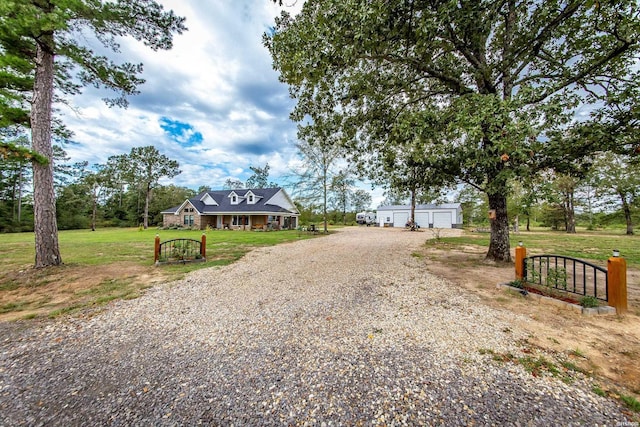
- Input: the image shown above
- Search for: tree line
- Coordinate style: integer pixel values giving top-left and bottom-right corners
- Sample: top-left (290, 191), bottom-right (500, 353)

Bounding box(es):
top-left (0, 142), bottom-right (180, 232)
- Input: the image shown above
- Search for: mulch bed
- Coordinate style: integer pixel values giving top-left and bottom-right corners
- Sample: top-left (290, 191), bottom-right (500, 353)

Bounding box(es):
top-left (521, 285), bottom-right (581, 305)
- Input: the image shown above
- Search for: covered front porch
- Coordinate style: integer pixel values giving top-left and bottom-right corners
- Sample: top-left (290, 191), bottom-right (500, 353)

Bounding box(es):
top-left (200, 214), bottom-right (298, 231)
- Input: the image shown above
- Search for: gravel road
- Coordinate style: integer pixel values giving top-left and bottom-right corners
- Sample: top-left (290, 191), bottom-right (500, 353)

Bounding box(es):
top-left (0, 227), bottom-right (632, 426)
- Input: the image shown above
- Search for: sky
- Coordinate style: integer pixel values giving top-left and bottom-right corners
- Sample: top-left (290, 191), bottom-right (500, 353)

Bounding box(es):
top-left (56, 0), bottom-right (385, 209)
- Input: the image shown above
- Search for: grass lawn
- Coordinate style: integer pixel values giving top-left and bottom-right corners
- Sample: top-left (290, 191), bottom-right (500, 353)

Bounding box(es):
top-left (0, 227), bottom-right (321, 320)
top-left (435, 229), bottom-right (640, 269)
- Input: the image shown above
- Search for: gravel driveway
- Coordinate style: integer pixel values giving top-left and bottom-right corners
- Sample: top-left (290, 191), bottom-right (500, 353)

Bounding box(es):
top-left (0, 227), bottom-right (631, 425)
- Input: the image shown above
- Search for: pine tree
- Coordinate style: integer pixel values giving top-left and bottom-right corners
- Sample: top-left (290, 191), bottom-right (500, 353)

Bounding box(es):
top-left (0, 1), bottom-right (186, 267)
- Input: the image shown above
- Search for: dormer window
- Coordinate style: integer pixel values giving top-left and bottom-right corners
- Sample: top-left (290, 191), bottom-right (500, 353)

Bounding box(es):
top-left (246, 191), bottom-right (256, 205)
top-left (229, 191), bottom-right (239, 205)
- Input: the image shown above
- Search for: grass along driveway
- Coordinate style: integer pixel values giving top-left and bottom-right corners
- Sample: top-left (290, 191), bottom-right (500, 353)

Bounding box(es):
top-left (438, 229), bottom-right (640, 268)
top-left (0, 227), bottom-right (320, 321)
top-left (419, 229), bottom-right (640, 404)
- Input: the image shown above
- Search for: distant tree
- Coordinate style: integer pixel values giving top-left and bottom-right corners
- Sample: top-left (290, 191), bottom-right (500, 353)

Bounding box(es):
top-left (245, 163), bottom-right (278, 189)
top-left (53, 146), bottom-right (88, 193)
top-left (223, 179), bottom-right (245, 190)
top-left (149, 185), bottom-right (196, 225)
top-left (0, 135), bottom-right (32, 228)
top-left (197, 185), bottom-right (211, 194)
top-left (291, 129), bottom-right (343, 233)
top-left (122, 146), bottom-right (180, 229)
top-left (56, 182), bottom-right (91, 230)
top-left (554, 174), bottom-right (580, 234)
top-left (103, 154), bottom-right (129, 210)
top-left (352, 189), bottom-right (372, 213)
top-left (329, 170), bottom-right (354, 224)
top-left (506, 181), bottom-right (540, 232)
top-left (455, 185), bottom-right (486, 228)
top-left (0, 0), bottom-right (185, 266)
top-left (54, 159), bottom-right (112, 231)
top-left (82, 165), bottom-right (113, 231)
top-left (589, 152), bottom-right (639, 235)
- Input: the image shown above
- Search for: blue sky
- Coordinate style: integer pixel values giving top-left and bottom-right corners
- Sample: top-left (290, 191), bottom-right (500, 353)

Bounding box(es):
top-left (56, 0), bottom-right (384, 209)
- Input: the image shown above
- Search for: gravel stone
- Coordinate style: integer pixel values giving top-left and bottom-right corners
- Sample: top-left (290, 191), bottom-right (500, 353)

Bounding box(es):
top-left (0, 227), bottom-right (632, 426)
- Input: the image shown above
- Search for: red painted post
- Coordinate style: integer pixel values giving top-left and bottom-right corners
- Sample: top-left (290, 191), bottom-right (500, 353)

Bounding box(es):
top-left (515, 242), bottom-right (526, 280)
top-left (154, 234), bottom-right (160, 264)
top-left (201, 233), bottom-right (206, 260)
top-left (607, 250), bottom-right (627, 314)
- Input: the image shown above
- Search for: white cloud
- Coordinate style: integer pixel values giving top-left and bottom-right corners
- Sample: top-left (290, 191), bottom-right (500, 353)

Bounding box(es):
top-left (54, 0), bottom-right (383, 207)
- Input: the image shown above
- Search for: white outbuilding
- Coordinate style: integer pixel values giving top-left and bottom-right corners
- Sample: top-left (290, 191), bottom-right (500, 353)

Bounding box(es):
top-left (377, 203), bottom-right (463, 229)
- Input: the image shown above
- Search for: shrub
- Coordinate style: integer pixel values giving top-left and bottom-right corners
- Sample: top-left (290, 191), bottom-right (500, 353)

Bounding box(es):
top-left (580, 295), bottom-right (600, 308)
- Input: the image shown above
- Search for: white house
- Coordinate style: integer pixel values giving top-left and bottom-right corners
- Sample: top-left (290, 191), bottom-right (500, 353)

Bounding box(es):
top-left (376, 203), bottom-right (463, 228)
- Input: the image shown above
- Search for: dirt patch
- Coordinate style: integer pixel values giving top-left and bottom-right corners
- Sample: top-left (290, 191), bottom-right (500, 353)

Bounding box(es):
top-left (420, 242), bottom-right (640, 399)
top-left (0, 263), bottom-right (170, 322)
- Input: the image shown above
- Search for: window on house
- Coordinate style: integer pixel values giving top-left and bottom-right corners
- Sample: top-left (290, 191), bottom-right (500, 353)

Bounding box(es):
top-left (232, 215), bottom-right (248, 226)
top-left (248, 195), bottom-right (254, 203)
top-left (184, 215), bottom-right (194, 226)
top-left (231, 195), bottom-right (237, 204)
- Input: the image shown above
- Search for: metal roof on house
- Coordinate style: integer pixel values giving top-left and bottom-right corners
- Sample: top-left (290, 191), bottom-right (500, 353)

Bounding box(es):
top-left (161, 188), bottom-right (298, 215)
top-left (376, 203), bottom-right (461, 211)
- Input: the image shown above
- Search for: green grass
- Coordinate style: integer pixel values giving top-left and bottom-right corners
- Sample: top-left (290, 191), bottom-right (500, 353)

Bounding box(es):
top-left (479, 348), bottom-right (584, 384)
top-left (432, 229), bottom-right (640, 268)
top-left (0, 227), bottom-right (318, 270)
top-left (592, 384), bottom-right (606, 397)
top-left (621, 394), bottom-right (640, 412)
top-left (0, 227), bottom-right (322, 319)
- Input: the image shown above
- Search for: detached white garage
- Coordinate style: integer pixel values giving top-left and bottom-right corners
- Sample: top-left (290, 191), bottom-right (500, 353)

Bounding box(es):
top-left (377, 203), bottom-right (463, 229)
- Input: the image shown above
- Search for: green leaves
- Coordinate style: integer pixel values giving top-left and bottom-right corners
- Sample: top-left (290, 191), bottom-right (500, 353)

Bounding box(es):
top-left (267, 0), bottom-right (639, 260)
top-left (0, 0), bottom-right (187, 126)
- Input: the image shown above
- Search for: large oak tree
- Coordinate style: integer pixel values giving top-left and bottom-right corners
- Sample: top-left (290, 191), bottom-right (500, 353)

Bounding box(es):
top-left (266, 0), bottom-right (639, 262)
top-left (0, 0), bottom-right (186, 267)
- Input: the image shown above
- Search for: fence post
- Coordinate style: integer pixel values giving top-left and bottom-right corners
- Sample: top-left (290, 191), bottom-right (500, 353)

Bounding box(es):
top-left (201, 233), bottom-right (206, 260)
top-left (607, 250), bottom-right (627, 314)
top-left (154, 234), bottom-right (160, 264)
top-left (515, 241), bottom-right (526, 280)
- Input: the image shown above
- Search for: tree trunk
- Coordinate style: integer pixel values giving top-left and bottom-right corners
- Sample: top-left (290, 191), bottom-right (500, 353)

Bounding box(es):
top-left (32, 32), bottom-right (62, 267)
top-left (410, 187), bottom-right (416, 229)
top-left (91, 190), bottom-right (97, 232)
top-left (322, 163), bottom-right (328, 233)
top-left (565, 190), bottom-right (576, 233)
top-left (144, 184), bottom-right (151, 229)
top-left (621, 193), bottom-right (634, 235)
top-left (17, 168), bottom-right (23, 223)
top-left (486, 191), bottom-right (511, 263)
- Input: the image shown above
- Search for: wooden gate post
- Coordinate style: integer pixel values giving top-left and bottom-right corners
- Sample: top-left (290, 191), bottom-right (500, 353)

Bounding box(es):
top-left (515, 242), bottom-right (526, 280)
top-left (154, 234), bottom-right (160, 264)
top-left (201, 233), bottom-right (206, 260)
top-left (607, 250), bottom-right (627, 314)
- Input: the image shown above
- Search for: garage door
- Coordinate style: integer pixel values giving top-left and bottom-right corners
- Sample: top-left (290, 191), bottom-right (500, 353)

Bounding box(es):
top-left (393, 212), bottom-right (409, 228)
top-left (414, 213), bottom-right (429, 229)
top-left (432, 212), bottom-right (452, 228)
